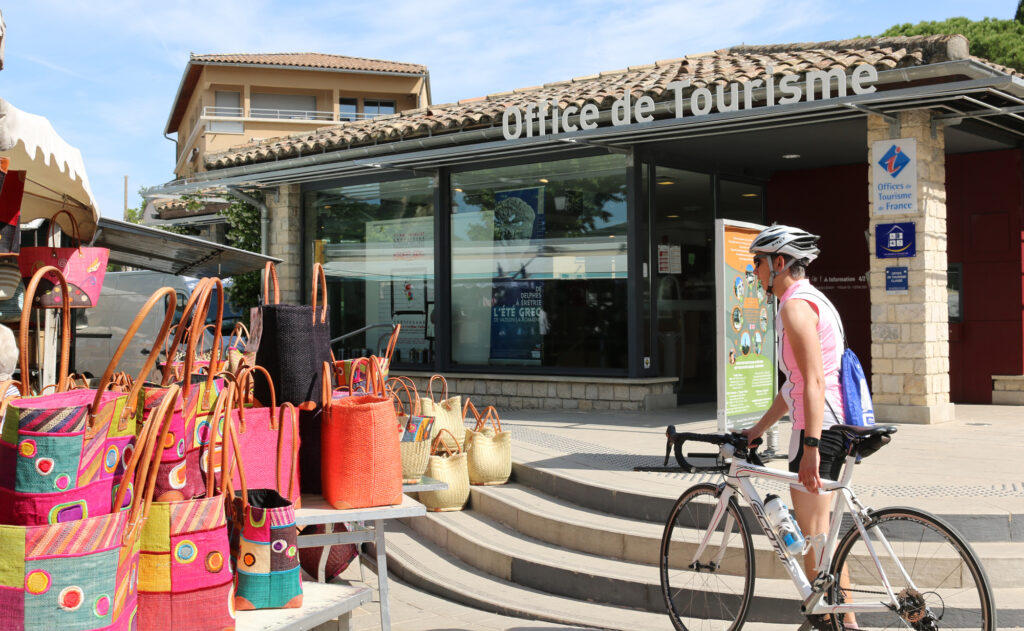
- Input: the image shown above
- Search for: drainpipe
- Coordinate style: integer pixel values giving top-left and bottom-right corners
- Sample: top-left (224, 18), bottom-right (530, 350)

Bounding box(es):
top-left (225, 186), bottom-right (269, 255)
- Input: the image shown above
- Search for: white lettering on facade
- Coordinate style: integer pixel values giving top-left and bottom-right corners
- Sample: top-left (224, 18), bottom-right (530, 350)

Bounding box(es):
top-left (500, 63), bottom-right (880, 140)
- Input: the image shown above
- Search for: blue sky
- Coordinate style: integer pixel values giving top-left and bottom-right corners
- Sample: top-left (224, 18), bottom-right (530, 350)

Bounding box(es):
top-left (1, 0), bottom-right (1017, 218)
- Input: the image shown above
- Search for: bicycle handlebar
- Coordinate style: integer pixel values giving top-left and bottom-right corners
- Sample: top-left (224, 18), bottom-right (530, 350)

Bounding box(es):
top-left (664, 426), bottom-right (765, 472)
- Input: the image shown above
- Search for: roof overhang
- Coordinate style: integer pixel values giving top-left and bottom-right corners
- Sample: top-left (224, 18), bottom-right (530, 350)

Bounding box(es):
top-left (90, 217), bottom-right (280, 278)
top-left (0, 98), bottom-right (100, 238)
top-left (146, 59), bottom-right (1024, 198)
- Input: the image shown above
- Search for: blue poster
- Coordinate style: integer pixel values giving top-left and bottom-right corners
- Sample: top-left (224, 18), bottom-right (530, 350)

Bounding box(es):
top-left (489, 278), bottom-right (544, 363)
top-left (875, 222), bottom-right (916, 258)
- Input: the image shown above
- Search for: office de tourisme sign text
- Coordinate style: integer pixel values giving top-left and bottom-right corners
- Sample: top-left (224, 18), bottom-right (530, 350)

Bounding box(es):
top-left (501, 64), bottom-right (879, 140)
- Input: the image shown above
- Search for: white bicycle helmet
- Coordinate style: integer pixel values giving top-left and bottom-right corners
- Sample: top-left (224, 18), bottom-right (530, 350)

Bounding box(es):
top-left (749, 224), bottom-right (820, 264)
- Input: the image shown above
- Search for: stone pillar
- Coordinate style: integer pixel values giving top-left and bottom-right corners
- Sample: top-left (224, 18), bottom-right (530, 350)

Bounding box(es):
top-left (266, 184), bottom-right (303, 304)
top-left (867, 111), bottom-right (954, 424)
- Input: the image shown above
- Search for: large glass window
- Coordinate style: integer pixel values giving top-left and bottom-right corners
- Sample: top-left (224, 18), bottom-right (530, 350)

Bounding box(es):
top-left (364, 99), bottom-right (396, 117)
top-left (718, 179), bottom-right (764, 224)
top-left (450, 154), bottom-right (628, 370)
top-left (305, 178), bottom-right (435, 367)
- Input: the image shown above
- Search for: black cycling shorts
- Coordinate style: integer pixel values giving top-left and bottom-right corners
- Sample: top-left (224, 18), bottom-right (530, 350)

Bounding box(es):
top-left (788, 429), bottom-right (846, 485)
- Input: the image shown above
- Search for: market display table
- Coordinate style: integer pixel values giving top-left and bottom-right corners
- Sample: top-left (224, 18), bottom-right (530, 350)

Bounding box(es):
top-left (235, 581), bottom-right (372, 631)
top-left (292, 494), bottom-right (427, 631)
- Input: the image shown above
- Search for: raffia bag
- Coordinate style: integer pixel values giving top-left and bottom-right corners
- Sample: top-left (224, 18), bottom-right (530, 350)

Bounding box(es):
top-left (421, 375), bottom-right (465, 452)
top-left (419, 429), bottom-right (469, 512)
top-left (392, 378), bottom-right (431, 484)
top-left (465, 402), bottom-right (511, 486)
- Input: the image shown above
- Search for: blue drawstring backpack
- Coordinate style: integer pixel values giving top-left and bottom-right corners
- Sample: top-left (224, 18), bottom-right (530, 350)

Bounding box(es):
top-left (840, 347), bottom-right (875, 427)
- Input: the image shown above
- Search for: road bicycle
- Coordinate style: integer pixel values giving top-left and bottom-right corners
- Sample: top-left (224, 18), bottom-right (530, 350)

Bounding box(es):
top-left (658, 424), bottom-right (995, 630)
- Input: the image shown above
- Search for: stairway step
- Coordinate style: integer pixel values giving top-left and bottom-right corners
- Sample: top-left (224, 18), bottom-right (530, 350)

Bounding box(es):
top-left (383, 521), bottom-right (675, 631)
top-left (469, 483), bottom-right (1024, 587)
top-left (511, 460), bottom-right (1024, 543)
top-left (402, 505), bottom-right (808, 623)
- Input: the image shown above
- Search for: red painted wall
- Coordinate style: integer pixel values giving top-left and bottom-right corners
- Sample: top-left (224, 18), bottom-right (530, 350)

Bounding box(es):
top-left (946, 149), bottom-right (1024, 402)
top-left (768, 150), bottom-right (1024, 403)
top-left (766, 164), bottom-right (872, 378)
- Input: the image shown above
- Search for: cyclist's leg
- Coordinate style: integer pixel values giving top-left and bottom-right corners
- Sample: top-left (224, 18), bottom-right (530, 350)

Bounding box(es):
top-left (790, 430), bottom-right (856, 626)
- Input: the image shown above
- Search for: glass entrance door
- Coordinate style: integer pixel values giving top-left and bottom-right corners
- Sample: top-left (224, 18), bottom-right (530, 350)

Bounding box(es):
top-left (653, 167), bottom-right (716, 403)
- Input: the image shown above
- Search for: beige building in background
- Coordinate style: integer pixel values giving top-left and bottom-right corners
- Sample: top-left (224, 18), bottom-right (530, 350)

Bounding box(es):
top-left (164, 52), bottom-right (431, 181)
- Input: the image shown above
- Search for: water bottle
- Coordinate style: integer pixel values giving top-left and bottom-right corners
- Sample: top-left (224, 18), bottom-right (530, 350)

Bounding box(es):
top-left (763, 494), bottom-right (805, 556)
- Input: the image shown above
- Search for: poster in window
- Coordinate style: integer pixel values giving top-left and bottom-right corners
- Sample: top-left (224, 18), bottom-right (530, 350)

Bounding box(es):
top-left (715, 219), bottom-right (776, 431)
top-left (489, 186), bottom-right (545, 364)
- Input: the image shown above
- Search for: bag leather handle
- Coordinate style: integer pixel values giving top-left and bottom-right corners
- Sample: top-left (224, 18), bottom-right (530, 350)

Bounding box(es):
top-left (311, 262), bottom-right (328, 325)
top-left (221, 395), bottom-right (247, 509)
top-left (45, 209), bottom-right (82, 249)
top-left (277, 402), bottom-right (300, 500)
top-left (121, 383), bottom-right (180, 545)
top-left (19, 266), bottom-right (71, 395)
top-left (180, 278), bottom-right (223, 401)
top-left (227, 321), bottom-right (249, 350)
top-left (382, 323), bottom-right (401, 363)
top-left (427, 374), bottom-right (448, 403)
top-left (234, 364), bottom-right (277, 432)
top-left (203, 381), bottom-right (236, 498)
top-left (160, 277), bottom-right (213, 386)
top-left (431, 428), bottom-right (461, 456)
top-left (263, 262), bottom-right (279, 305)
top-left (92, 286), bottom-right (178, 432)
top-left (388, 376), bottom-right (420, 417)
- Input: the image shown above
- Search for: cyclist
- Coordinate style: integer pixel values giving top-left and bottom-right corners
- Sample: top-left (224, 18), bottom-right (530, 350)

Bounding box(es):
top-left (740, 225), bottom-right (849, 587)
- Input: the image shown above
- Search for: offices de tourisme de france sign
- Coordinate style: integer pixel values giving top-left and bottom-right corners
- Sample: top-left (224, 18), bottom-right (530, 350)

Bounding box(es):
top-left (501, 64), bottom-right (880, 140)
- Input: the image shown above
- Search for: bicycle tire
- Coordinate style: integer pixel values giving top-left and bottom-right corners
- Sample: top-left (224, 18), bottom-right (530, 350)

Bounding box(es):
top-left (660, 482), bottom-right (755, 631)
top-left (828, 506), bottom-right (996, 630)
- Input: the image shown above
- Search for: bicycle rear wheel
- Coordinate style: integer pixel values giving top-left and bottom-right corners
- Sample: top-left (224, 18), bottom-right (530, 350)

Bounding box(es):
top-left (660, 482), bottom-right (755, 631)
top-left (828, 506), bottom-right (996, 630)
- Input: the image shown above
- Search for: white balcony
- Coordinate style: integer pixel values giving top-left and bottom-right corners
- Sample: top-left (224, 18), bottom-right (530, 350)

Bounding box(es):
top-left (202, 106), bottom-right (385, 123)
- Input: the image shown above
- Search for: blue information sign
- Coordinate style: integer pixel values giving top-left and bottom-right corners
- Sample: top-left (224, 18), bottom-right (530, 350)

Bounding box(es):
top-left (875, 222), bottom-right (916, 258)
top-left (885, 266), bottom-right (909, 293)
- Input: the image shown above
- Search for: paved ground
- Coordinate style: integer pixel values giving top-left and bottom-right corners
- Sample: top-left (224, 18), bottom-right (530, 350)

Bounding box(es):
top-left (332, 402), bottom-right (1024, 630)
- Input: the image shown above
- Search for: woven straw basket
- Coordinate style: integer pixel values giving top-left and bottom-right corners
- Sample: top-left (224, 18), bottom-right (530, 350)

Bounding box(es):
top-left (400, 440), bottom-right (431, 484)
top-left (421, 375), bottom-right (465, 451)
top-left (465, 403), bottom-right (511, 485)
top-left (419, 429), bottom-right (470, 512)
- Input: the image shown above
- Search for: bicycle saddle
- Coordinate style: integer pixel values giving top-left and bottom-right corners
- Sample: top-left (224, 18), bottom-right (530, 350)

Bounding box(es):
top-left (827, 424), bottom-right (898, 459)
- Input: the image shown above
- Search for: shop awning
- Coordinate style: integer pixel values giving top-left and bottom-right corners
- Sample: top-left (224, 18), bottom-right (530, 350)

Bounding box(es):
top-left (0, 98), bottom-right (100, 238)
top-left (90, 217), bottom-right (280, 277)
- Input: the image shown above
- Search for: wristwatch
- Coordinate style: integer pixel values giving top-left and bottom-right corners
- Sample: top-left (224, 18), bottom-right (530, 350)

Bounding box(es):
top-left (802, 436), bottom-right (820, 448)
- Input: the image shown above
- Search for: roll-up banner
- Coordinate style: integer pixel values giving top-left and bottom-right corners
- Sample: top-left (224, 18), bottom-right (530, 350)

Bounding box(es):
top-left (715, 219), bottom-right (776, 431)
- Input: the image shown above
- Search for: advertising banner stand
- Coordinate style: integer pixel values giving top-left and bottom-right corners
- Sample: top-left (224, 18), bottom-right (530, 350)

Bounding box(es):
top-left (715, 220), bottom-right (777, 433)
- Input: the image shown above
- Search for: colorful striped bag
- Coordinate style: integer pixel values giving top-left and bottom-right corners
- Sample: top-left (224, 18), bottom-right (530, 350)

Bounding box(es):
top-left (224, 406), bottom-right (303, 610)
top-left (0, 274), bottom-right (176, 526)
top-left (137, 382), bottom-right (237, 630)
top-left (0, 382), bottom-right (179, 630)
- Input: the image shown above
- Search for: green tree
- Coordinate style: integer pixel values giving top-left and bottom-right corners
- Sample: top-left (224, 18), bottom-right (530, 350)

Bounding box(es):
top-left (879, 15), bottom-right (1024, 71)
top-left (219, 194), bottom-right (262, 321)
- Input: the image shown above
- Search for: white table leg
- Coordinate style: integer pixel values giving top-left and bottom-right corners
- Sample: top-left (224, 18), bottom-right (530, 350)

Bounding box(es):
top-left (374, 519), bottom-right (391, 631)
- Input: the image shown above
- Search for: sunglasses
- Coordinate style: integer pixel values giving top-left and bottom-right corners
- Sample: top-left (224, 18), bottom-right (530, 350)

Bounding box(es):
top-left (753, 255), bottom-right (766, 268)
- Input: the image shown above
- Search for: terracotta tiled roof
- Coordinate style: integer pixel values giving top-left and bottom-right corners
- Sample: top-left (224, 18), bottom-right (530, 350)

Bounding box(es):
top-left (190, 52), bottom-right (427, 75)
top-left (206, 35), bottom-right (1010, 171)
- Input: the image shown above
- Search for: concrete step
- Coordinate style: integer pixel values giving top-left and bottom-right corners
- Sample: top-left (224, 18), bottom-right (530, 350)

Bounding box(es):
top-left (470, 481), bottom-right (1024, 588)
top-left (402, 504), bottom-right (811, 624)
top-left (382, 520), bottom-right (801, 631)
top-left (510, 461), bottom-right (1023, 543)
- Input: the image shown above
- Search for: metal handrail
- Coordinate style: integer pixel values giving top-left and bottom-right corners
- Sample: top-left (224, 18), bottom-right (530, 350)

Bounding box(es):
top-left (202, 106), bottom-right (386, 122)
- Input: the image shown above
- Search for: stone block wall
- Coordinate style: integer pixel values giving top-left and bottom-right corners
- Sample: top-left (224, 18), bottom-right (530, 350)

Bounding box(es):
top-left (993, 375), bottom-right (1024, 405)
top-left (396, 373), bottom-right (678, 412)
top-left (867, 111), bottom-right (954, 424)
top-left (266, 184), bottom-right (303, 303)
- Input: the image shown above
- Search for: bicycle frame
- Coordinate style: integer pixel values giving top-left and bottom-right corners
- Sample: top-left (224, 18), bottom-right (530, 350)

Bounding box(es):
top-left (691, 442), bottom-right (910, 618)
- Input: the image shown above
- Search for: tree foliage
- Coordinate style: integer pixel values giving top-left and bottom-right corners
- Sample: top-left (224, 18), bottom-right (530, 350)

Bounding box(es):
top-left (879, 15), bottom-right (1024, 71)
top-left (218, 194), bottom-right (262, 321)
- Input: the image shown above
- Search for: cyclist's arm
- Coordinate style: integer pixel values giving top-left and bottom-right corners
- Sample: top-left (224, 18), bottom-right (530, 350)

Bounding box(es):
top-left (744, 391), bottom-right (788, 440)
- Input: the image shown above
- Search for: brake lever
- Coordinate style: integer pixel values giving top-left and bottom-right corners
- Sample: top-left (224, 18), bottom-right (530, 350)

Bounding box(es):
top-left (664, 425), bottom-right (677, 467)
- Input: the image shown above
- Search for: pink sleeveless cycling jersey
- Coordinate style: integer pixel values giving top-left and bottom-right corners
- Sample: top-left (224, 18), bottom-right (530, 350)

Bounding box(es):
top-left (776, 279), bottom-right (845, 430)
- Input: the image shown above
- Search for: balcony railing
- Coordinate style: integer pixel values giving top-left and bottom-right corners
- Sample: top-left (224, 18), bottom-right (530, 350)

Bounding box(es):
top-left (202, 106), bottom-right (386, 123)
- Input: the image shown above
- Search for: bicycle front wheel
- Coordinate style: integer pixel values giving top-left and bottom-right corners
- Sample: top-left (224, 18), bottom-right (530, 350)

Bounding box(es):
top-left (829, 506), bottom-right (996, 630)
top-left (660, 482), bottom-right (755, 631)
